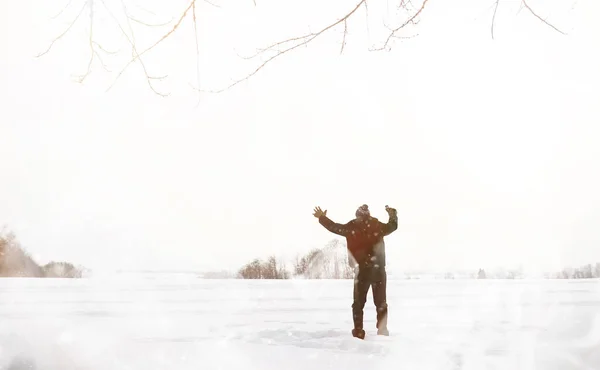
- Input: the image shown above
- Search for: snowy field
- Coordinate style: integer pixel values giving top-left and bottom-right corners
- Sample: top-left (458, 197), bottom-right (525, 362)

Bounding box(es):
top-left (1, 275), bottom-right (599, 370)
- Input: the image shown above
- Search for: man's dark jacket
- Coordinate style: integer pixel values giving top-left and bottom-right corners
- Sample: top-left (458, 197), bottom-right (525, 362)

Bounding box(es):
top-left (318, 213), bottom-right (398, 268)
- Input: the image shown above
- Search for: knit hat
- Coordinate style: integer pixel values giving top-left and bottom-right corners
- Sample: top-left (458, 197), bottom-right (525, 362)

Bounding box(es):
top-left (355, 204), bottom-right (370, 218)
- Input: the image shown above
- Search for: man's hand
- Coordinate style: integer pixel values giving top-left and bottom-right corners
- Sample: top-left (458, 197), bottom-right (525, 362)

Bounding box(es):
top-left (313, 206), bottom-right (327, 218)
top-left (385, 205), bottom-right (397, 217)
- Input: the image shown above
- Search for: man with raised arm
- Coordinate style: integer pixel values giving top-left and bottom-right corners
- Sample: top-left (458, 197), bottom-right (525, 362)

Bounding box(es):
top-left (313, 204), bottom-right (398, 339)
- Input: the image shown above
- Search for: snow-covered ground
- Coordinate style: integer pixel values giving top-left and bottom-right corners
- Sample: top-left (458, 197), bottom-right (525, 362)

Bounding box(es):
top-left (1, 275), bottom-right (599, 370)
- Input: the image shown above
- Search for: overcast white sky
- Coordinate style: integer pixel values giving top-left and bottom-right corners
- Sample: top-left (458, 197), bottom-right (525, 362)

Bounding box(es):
top-left (1, 0), bottom-right (599, 274)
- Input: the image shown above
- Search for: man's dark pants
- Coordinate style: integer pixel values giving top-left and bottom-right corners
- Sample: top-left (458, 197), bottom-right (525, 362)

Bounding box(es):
top-left (352, 264), bottom-right (388, 330)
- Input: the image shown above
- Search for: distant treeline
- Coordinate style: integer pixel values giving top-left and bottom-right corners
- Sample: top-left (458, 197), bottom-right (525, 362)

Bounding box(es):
top-left (0, 228), bottom-right (84, 278)
top-left (473, 264), bottom-right (600, 280)
top-left (234, 238), bottom-right (600, 280)
top-left (237, 239), bottom-right (354, 279)
top-left (547, 263), bottom-right (600, 279)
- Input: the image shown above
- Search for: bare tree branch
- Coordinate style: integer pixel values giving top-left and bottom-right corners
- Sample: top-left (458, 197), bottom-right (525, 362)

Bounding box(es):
top-left (118, 0), bottom-right (137, 45)
top-left (96, 51), bottom-right (112, 72)
top-left (39, 0), bottom-right (112, 84)
top-left (201, 0), bottom-right (367, 93)
top-left (128, 14), bottom-right (174, 27)
top-left (204, 0), bottom-right (221, 8)
top-left (238, 33), bottom-right (319, 60)
top-left (108, 0), bottom-right (197, 92)
top-left (340, 20), bottom-right (348, 54)
top-left (35, 2), bottom-right (87, 58)
top-left (371, 0), bottom-right (428, 51)
top-left (37, 0), bottom-right (212, 96)
top-left (128, 0), bottom-right (158, 16)
top-left (391, 33), bottom-right (419, 41)
top-left (521, 0), bottom-right (566, 35)
top-left (93, 41), bottom-right (119, 55)
top-left (74, 0), bottom-right (96, 83)
top-left (399, 0), bottom-right (414, 10)
top-left (50, 0), bottom-right (74, 20)
top-left (491, 0), bottom-right (500, 39)
top-left (36, 0), bottom-right (572, 97)
top-left (363, 0), bottom-right (370, 41)
top-left (202, 0), bottom-right (428, 92)
top-left (192, 0), bottom-right (202, 105)
top-left (101, 0), bottom-right (169, 96)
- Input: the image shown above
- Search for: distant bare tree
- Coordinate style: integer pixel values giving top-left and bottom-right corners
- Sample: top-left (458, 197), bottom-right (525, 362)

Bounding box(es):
top-left (237, 255), bottom-right (290, 279)
top-left (35, 0), bottom-right (569, 96)
top-left (294, 248), bottom-right (320, 276)
top-left (1, 227), bottom-right (86, 278)
top-left (261, 255), bottom-right (290, 279)
top-left (238, 258), bottom-right (262, 279)
top-left (294, 239), bottom-right (354, 279)
top-left (43, 261), bottom-right (84, 278)
top-left (554, 263), bottom-right (600, 280)
top-left (0, 227), bottom-right (44, 277)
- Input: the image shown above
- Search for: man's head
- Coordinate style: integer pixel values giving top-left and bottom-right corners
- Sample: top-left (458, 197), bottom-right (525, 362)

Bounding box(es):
top-left (355, 204), bottom-right (371, 220)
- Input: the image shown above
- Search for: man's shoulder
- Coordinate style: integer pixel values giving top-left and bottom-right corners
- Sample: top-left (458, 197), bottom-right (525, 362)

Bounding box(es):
top-left (347, 217), bottom-right (381, 226)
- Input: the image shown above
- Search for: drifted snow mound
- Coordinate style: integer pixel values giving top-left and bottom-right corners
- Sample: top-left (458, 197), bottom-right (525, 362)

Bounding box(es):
top-left (298, 239), bottom-right (355, 279)
top-left (0, 323), bottom-right (117, 370)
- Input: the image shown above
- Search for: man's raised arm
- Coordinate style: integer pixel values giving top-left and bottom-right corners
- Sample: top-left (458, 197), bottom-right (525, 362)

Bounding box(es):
top-left (313, 206), bottom-right (350, 237)
top-left (380, 205), bottom-right (398, 236)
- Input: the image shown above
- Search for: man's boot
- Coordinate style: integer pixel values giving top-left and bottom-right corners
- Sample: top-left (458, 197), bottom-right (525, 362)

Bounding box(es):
top-left (377, 327), bottom-right (389, 336)
top-left (352, 310), bottom-right (365, 339)
top-left (351, 328), bottom-right (365, 339)
top-left (376, 305), bottom-right (389, 336)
